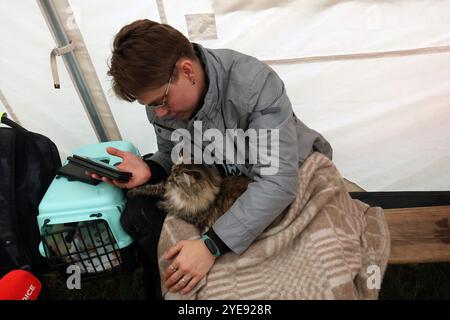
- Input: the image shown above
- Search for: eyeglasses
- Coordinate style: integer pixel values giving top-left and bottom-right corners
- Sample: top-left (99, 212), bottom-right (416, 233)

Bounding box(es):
top-left (146, 75), bottom-right (172, 109)
top-left (146, 59), bottom-right (178, 109)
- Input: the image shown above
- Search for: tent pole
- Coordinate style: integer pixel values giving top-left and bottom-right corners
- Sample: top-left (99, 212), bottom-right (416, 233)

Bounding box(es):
top-left (37, 0), bottom-right (109, 142)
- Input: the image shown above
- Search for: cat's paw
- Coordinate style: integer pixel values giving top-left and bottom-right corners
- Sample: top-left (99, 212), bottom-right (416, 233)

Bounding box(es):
top-left (156, 201), bottom-right (166, 211)
top-left (126, 189), bottom-right (140, 198)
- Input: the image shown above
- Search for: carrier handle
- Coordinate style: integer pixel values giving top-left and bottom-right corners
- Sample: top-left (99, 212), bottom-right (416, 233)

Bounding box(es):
top-left (0, 112), bottom-right (27, 131)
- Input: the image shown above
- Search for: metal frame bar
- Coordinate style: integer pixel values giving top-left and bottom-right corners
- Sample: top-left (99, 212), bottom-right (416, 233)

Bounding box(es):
top-left (37, 0), bottom-right (108, 141)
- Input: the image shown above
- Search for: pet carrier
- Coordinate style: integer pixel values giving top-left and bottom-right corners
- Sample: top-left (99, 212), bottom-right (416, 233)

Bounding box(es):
top-left (37, 141), bottom-right (140, 278)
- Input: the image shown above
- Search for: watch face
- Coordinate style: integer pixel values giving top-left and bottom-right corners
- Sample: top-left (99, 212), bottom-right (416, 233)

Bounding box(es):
top-left (204, 238), bottom-right (218, 255)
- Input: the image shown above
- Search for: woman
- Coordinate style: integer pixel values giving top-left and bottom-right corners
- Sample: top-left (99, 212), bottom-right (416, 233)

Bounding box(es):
top-left (92, 19), bottom-right (332, 297)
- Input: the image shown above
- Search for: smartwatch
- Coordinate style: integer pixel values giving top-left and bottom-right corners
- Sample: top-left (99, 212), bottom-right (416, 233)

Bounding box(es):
top-left (201, 235), bottom-right (221, 257)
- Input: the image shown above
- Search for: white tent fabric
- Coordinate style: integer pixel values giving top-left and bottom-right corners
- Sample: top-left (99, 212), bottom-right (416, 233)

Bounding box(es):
top-left (1, 0), bottom-right (449, 191)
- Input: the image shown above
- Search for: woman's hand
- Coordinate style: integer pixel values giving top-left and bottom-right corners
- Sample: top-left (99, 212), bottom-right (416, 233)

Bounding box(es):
top-left (163, 240), bottom-right (216, 295)
top-left (88, 147), bottom-right (151, 189)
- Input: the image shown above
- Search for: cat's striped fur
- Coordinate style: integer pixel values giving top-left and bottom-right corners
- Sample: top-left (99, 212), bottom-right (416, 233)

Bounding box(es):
top-left (127, 164), bottom-right (252, 231)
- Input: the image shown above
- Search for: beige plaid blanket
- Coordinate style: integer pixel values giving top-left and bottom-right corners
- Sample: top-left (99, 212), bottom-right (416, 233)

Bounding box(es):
top-left (158, 152), bottom-right (391, 300)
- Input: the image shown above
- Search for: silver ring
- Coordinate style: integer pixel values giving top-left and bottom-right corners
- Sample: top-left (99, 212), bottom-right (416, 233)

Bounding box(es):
top-left (180, 278), bottom-right (187, 285)
top-left (170, 265), bottom-right (178, 273)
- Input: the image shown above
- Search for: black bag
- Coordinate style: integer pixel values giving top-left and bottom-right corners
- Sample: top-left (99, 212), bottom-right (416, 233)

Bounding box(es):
top-left (0, 113), bottom-right (62, 277)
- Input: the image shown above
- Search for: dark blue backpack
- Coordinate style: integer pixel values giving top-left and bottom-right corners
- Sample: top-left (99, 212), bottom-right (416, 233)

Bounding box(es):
top-left (0, 113), bottom-right (61, 277)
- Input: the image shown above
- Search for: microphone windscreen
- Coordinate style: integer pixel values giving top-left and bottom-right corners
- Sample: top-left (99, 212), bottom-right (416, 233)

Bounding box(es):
top-left (0, 270), bottom-right (42, 300)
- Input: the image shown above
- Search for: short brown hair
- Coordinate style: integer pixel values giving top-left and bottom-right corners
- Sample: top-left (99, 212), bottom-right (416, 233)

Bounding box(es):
top-left (108, 19), bottom-right (196, 102)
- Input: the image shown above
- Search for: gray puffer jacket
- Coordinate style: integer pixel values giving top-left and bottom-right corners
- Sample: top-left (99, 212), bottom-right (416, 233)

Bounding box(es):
top-left (146, 43), bottom-right (332, 254)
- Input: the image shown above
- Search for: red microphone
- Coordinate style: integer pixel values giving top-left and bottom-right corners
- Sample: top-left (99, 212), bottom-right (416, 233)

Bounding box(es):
top-left (0, 270), bottom-right (42, 300)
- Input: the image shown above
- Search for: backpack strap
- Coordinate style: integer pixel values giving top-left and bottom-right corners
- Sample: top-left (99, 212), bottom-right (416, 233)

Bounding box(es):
top-left (0, 113), bottom-right (27, 131)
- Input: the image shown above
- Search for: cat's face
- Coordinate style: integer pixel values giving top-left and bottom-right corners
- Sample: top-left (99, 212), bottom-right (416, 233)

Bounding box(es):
top-left (167, 164), bottom-right (222, 195)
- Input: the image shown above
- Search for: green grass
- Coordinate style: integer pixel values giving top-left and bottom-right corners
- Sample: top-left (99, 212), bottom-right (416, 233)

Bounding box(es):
top-left (39, 263), bottom-right (450, 300)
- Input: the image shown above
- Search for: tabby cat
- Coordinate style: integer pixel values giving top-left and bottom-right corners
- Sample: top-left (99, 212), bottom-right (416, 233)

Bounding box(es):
top-left (126, 164), bottom-right (252, 230)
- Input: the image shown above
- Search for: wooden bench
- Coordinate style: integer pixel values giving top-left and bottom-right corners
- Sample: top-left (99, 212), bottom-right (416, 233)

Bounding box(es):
top-left (385, 206), bottom-right (450, 264)
top-left (344, 178), bottom-right (450, 264)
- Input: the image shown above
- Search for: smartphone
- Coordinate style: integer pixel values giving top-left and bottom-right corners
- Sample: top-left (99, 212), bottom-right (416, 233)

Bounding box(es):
top-left (67, 154), bottom-right (132, 182)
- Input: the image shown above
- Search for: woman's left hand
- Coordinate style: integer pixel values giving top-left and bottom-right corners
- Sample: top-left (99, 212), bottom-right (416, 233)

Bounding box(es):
top-left (163, 239), bottom-right (216, 295)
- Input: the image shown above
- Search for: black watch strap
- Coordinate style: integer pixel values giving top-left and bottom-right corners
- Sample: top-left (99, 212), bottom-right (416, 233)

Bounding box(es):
top-left (204, 228), bottom-right (230, 256)
top-left (201, 235), bottom-right (221, 257)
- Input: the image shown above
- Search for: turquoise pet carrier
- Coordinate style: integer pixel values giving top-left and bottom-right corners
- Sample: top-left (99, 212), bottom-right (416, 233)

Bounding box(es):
top-left (37, 141), bottom-right (139, 278)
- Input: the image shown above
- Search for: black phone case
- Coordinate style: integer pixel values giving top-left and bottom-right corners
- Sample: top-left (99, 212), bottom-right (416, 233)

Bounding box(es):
top-left (68, 155), bottom-right (132, 182)
top-left (56, 162), bottom-right (101, 185)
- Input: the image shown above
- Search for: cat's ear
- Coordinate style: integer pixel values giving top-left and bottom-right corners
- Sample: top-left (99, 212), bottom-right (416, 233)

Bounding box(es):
top-left (183, 173), bottom-right (196, 187)
top-left (175, 155), bottom-right (183, 165)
